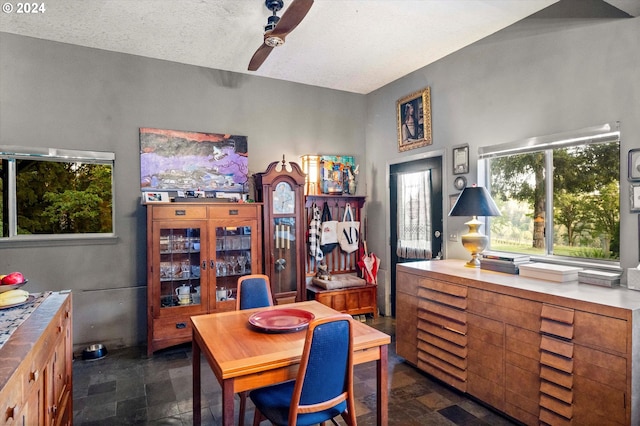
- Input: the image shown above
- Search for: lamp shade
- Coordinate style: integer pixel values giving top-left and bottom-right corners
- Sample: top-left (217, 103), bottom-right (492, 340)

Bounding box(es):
top-left (449, 186), bottom-right (501, 217)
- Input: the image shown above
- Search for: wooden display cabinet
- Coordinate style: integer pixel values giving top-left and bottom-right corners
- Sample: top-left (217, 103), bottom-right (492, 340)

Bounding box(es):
top-left (146, 203), bottom-right (262, 355)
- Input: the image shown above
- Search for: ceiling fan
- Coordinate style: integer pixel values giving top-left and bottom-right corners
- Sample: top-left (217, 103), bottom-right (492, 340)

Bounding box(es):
top-left (248, 0), bottom-right (314, 71)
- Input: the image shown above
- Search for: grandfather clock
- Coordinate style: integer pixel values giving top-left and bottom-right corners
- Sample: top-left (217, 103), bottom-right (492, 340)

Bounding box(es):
top-left (254, 157), bottom-right (307, 304)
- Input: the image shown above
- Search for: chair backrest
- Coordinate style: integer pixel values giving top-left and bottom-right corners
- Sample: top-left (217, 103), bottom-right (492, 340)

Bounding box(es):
top-left (236, 274), bottom-right (273, 310)
top-left (289, 314), bottom-right (355, 424)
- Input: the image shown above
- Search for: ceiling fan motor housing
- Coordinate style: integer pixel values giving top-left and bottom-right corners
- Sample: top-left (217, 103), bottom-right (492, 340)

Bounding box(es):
top-left (265, 15), bottom-right (280, 32)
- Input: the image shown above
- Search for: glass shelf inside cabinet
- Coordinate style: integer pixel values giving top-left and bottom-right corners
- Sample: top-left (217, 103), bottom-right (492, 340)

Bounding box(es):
top-left (159, 227), bottom-right (202, 308)
top-left (215, 225), bottom-right (253, 301)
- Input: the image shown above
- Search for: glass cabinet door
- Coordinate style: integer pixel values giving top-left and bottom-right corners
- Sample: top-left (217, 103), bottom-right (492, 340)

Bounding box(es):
top-left (214, 224), bottom-right (254, 302)
top-left (270, 217), bottom-right (298, 296)
top-left (157, 226), bottom-right (203, 311)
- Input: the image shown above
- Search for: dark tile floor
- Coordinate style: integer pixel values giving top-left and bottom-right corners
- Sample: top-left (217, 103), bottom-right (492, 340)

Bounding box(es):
top-left (72, 315), bottom-right (520, 425)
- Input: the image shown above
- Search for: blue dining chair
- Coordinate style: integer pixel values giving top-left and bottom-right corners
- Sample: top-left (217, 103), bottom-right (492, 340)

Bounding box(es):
top-left (236, 274), bottom-right (273, 425)
top-left (236, 274), bottom-right (274, 310)
top-left (249, 314), bottom-right (357, 426)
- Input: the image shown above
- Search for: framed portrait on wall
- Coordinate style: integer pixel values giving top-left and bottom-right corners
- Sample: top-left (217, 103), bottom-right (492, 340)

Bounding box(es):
top-left (629, 148), bottom-right (640, 181)
top-left (396, 87), bottom-right (432, 152)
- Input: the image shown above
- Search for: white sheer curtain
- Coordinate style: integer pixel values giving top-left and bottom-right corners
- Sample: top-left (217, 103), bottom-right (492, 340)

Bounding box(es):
top-left (396, 170), bottom-right (432, 260)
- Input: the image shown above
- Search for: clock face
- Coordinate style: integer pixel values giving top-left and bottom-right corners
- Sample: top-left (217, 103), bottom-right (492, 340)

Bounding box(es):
top-left (273, 182), bottom-right (295, 214)
top-left (454, 176), bottom-right (467, 191)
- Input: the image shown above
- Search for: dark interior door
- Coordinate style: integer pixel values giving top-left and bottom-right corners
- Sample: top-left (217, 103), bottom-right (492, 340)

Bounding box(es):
top-left (389, 156), bottom-right (443, 316)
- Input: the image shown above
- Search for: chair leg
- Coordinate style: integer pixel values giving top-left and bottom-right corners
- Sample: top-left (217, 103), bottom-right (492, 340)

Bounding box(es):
top-left (239, 391), bottom-right (247, 426)
top-left (252, 407), bottom-right (264, 426)
top-left (340, 410), bottom-right (356, 426)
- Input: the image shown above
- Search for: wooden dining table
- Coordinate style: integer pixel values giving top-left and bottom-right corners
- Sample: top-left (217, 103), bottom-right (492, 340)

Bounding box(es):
top-left (191, 300), bottom-right (391, 426)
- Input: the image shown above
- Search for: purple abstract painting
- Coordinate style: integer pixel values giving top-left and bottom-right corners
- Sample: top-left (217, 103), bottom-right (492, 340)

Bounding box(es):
top-left (140, 128), bottom-right (248, 193)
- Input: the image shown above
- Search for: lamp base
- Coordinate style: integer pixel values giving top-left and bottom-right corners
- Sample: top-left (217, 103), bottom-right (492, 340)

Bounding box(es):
top-left (465, 255), bottom-right (482, 268)
top-left (461, 216), bottom-right (488, 268)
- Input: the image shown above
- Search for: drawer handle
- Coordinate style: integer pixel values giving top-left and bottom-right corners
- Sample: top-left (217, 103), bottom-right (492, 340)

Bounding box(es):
top-left (443, 326), bottom-right (466, 336)
top-left (5, 405), bottom-right (16, 422)
top-left (229, 209), bottom-right (238, 215)
top-left (175, 210), bottom-right (186, 216)
top-left (176, 322), bottom-right (187, 329)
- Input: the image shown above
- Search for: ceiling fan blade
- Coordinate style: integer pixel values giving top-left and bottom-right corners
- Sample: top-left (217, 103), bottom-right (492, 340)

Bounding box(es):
top-left (271, 0), bottom-right (314, 37)
top-left (248, 42), bottom-right (274, 71)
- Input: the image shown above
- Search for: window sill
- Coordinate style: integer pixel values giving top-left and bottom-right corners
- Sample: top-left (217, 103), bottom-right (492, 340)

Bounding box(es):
top-left (0, 234), bottom-right (119, 248)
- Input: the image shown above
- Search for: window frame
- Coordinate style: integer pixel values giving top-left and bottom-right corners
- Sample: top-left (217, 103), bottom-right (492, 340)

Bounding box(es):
top-left (1, 145), bottom-right (117, 244)
top-left (478, 122), bottom-right (621, 269)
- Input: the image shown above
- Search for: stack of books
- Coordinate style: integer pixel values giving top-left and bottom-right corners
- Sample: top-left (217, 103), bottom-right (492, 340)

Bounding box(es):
top-left (480, 252), bottom-right (531, 274)
top-left (578, 269), bottom-right (621, 287)
top-left (519, 263), bottom-right (582, 282)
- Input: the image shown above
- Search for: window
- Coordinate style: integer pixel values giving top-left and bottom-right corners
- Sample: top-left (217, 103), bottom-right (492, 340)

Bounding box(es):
top-left (479, 123), bottom-right (620, 263)
top-left (1, 146), bottom-right (115, 240)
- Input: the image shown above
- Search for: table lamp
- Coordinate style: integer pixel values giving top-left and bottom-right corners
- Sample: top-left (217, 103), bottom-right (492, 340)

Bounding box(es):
top-left (449, 185), bottom-right (501, 268)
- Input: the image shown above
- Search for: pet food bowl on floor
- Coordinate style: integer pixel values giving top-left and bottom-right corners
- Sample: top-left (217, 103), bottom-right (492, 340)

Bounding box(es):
top-left (82, 343), bottom-right (108, 360)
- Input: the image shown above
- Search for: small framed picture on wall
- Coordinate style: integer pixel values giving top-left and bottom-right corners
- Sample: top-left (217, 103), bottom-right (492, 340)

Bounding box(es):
top-left (629, 148), bottom-right (640, 181)
top-left (142, 191), bottom-right (170, 204)
top-left (449, 193), bottom-right (460, 212)
top-left (452, 145), bottom-right (469, 175)
top-left (630, 184), bottom-right (640, 212)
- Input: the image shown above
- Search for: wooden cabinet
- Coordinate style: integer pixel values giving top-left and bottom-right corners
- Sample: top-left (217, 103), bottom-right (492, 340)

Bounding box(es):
top-left (306, 283), bottom-right (377, 317)
top-left (146, 203), bottom-right (263, 355)
top-left (0, 292), bottom-right (72, 426)
top-left (417, 278), bottom-right (467, 392)
top-left (396, 260), bottom-right (638, 425)
top-left (466, 288), bottom-right (542, 423)
top-left (539, 304), bottom-right (628, 426)
top-left (395, 271), bottom-right (419, 365)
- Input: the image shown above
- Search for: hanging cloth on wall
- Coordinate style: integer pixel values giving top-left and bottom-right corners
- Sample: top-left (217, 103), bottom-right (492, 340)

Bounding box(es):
top-left (307, 203), bottom-right (323, 262)
top-left (338, 203), bottom-right (360, 254)
top-left (319, 202), bottom-right (339, 255)
top-left (358, 242), bottom-right (380, 284)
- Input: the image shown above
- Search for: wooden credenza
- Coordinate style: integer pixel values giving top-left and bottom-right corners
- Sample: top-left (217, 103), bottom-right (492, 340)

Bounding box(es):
top-left (0, 292), bottom-right (73, 426)
top-left (396, 260), bottom-right (639, 426)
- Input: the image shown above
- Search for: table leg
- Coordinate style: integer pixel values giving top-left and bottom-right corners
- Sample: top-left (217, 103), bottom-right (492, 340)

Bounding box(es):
top-left (222, 378), bottom-right (235, 426)
top-left (193, 340), bottom-right (201, 426)
top-left (377, 344), bottom-right (388, 426)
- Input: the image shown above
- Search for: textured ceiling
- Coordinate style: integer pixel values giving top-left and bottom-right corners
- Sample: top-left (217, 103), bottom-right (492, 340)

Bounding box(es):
top-left (0, 0), bottom-right (635, 94)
